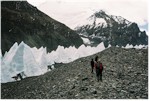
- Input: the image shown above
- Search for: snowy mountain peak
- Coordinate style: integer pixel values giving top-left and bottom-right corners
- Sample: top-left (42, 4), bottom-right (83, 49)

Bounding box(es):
top-left (91, 10), bottom-right (108, 18)
top-left (89, 10), bottom-right (131, 28)
top-left (75, 10), bottom-right (148, 47)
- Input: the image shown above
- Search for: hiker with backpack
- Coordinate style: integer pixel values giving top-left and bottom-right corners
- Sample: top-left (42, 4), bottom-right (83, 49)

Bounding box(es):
top-left (94, 56), bottom-right (103, 82)
top-left (90, 58), bottom-right (94, 73)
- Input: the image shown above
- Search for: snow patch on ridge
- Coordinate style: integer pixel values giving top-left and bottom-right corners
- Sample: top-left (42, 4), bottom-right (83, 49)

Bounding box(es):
top-left (81, 37), bottom-right (91, 44)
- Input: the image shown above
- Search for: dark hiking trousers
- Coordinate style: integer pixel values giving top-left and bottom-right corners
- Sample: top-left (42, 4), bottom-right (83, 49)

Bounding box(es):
top-left (96, 69), bottom-right (102, 81)
top-left (91, 66), bottom-right (94, 73)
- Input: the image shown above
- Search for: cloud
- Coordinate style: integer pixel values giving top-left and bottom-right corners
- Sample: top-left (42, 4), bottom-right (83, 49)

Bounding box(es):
top-left (27, 0), bottom-right (47, 7)
top-left (27, 0), bottom-right (148, 29)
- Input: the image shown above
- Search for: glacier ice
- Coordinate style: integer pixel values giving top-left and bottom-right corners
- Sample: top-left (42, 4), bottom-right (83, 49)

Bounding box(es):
top-left (1, 41), bottom-right (107, 83)
top-left (31, 47), bottom-right (48, 73)
top-left (1, 41), bottom-right (147, 83)
top-left (2, 42), bottom-right (18, 65)
top-left (1, 42), bottom-right (47, 83)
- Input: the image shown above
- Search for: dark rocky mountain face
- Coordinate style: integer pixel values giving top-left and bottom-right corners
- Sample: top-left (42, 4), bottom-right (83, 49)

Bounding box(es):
top-left (1, 47), bottom-right (148, 99)
top-left (75, 10), bottom-right (148, 47)
top-left (1, 1), bottom-right (83, 55)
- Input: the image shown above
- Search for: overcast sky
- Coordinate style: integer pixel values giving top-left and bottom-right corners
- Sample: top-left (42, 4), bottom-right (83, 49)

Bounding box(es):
top-left (27, 0), bottom-right (148, 31)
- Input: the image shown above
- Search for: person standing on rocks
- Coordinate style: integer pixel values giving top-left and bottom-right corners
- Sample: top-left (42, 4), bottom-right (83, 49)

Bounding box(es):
top-left (94, 56), bottom-right (103, 82)
top-left (90, 58), bottom-right (94, 73)
top-left (95, 55), bottom-right (98, 62)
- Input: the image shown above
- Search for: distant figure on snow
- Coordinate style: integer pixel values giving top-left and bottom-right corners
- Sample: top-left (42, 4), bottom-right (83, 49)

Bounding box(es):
top-left (47, 65), bottom-right (52, 71)
top-left (12, 71), bottom-right (27, 81)
top-left (94, 56), bottom-right (103, 82)
top-left (90, 58), bottom-right (94, 73)
top-left (17, 73), bottom-right (23, 80)
top-left (47, 65), bottom-right (54, 71)
top-left (12, 75), bottom-right (18, 81)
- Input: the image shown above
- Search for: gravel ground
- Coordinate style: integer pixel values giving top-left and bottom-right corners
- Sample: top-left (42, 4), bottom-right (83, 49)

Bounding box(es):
top-left (1, 47), bottom-right (148, 99)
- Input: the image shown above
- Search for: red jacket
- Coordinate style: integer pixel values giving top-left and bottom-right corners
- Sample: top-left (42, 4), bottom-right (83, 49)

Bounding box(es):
top-left (94, 61), bottom-right (103, 72)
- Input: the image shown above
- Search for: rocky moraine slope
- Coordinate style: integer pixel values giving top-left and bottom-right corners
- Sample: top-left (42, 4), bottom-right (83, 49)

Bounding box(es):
top-left (1, 47), bottom-right (148, 99)
top-left (1, 1), bottom-right (83, 55)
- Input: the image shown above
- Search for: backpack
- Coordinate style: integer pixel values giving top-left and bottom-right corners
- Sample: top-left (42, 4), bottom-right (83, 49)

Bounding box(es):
top-left (100, 63), bottom-right (103, 70)
top-left (96, 61), bottom-right (103, 70)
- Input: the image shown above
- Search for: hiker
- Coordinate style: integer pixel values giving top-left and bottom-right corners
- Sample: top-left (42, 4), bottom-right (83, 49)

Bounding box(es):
top-left (90, 58), bottom-right (94, 73)
top-left (95, 55), bottom-right (98, 62)
top-left (94, 57), bottom-right (103, 82)
top-left (12, 71), bottom-right (27, 81)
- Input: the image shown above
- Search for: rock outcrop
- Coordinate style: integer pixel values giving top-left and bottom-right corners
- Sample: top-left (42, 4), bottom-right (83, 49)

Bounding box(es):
top-left (1, 1), bottom-right (83, 55)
